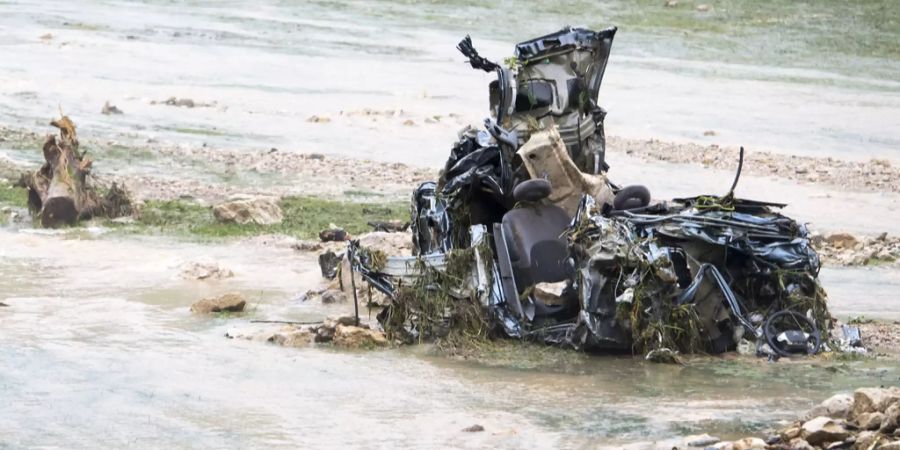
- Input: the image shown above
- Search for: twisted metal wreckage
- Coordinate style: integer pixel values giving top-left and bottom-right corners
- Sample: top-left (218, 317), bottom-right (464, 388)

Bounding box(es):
top-left (348, 27), bottom-right (834, 359)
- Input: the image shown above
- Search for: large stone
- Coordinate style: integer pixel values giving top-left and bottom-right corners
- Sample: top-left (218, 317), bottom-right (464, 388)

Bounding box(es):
top-left (781, 426), bottom-right (802, 441)
top-left (880, 442), bottom-right (900, 450)
top-left (853, 431), bottom-right (878, 450)
top-left (809, 394), bottom-right (854, 419)
top-left (856, 411), bottom-right (884, 430)
top-left (315, 316), bottom-right (359, 343)
top-left (333, 324), bottom-right (388, 349)
top-left (882, 402), bottom-right (900, 433)
top-left (801, 416), bottom-right (850, 446)
top-left (213, 197), bottom-right (283, 225)
top-left (852, 387), bottom-right (900, 419)
top-left (732, 437), bottom-right (766, 450)
top-left (269, 326), bottom-right (313, 348)
top-left (190, 293), bottom-right (246, 314)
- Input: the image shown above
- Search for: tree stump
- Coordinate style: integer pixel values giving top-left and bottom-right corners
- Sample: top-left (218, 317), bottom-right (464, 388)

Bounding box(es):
top-left (17, 116), bottom-right (131, 227)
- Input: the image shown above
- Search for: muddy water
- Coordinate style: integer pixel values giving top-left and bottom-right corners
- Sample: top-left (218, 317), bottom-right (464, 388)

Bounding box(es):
top-left (1, 229), bottom-right (899, 449)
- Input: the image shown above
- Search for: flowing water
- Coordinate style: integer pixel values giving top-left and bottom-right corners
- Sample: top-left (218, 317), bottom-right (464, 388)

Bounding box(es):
top-left (1, 1), bottom-right (900, 448)
top-left (0, 230), bottom-right (898, 449)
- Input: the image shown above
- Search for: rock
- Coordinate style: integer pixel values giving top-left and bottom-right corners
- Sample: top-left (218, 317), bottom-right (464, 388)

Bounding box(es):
top-left (782, 426), bottom-right (802, 441)
top-left (732, 437), bottom-right (766, 450)
top-left (320, 289), bottom-right (347, 304)
top-left (101, 101), bottom-right (123, 115)
top-left (809, 394), bottom-right (854, 419)
top-left (882, 402), bottom-right (900, 433)
top-left (213, 197), bottom-right (283, 225)
top-left (710, 443), bottom-right (733, 450)
top-left (703, 130), bottom-right (716, 136)
top-left (852, 387), bottom-right (900, 419)
top-left (685, 433), bottom-right (720, 447)
top-left (402, 119), bottom-right (415, 126)
top-left (318, 250), bottom-right (342, 279)
top-left (788, 437), bottom-right (815, 450)
top-left (802, 416), bottom-right (850, 446)
top-left (314, 316), bottom-right (358, 343)
top-left (853, 431), bottom-right (878, 450)
top-left (462, 424), bottom-right (484, 432)
top-left (190, 293), bottom-right (246, 314)
top-left (826, 233), bottom-right (859, 249)
top-left (180, 261), bottom-right (234, 280)
top-left (856, 412), bottom-right (884, 430)
top-left (664, 0), bottom-right (678, 7)
top-left (880, 441), bottom-right (900, 450)
top-left (269, 326), bottom-right (313, 347)
top-left (695, 3), bottom-right (710, 11)
top-left (333, 324), bottom-right (388, 349)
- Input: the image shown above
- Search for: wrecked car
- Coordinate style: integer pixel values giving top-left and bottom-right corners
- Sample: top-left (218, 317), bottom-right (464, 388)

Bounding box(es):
top-left (347, 26), bottom-right (831, 359)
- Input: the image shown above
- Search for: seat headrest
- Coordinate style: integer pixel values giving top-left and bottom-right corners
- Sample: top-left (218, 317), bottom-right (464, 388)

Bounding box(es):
top-left (514, 179), bottom-right (552, 203)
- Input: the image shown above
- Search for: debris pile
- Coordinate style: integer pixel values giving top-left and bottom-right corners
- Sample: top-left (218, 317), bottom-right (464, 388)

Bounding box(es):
top-left (345, 26), bottom-right (836, 359)
top-left (15, 116), bottom-right (132, 227)
top-left (550, 191), bottom-right (828, 356)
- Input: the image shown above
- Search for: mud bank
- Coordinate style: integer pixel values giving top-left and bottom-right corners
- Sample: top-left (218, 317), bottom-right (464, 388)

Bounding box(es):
top-left (607, 136), bottom-right (900, 194)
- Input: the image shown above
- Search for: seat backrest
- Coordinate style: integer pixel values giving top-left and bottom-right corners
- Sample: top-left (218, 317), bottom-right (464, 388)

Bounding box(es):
top-left (501, 204), bottom-right (570, 288)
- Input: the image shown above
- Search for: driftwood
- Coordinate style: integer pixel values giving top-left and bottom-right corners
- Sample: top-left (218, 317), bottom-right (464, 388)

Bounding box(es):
top-left (16, 116), bottom-right (132, 227)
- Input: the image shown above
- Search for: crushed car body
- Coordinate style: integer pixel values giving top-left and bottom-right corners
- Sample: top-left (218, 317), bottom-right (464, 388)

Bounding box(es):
top-left (347, 26), bottom-right (832, 359)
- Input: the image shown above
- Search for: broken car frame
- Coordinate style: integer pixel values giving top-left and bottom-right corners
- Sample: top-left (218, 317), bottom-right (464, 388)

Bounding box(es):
top-left (347, 26), bottom-right (831, 359)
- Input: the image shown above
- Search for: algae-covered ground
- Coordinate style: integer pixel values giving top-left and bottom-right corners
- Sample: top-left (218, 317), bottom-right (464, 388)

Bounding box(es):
top-left (132, 196), bottom-right (407, 239)
top-left (0, 184), bottom-right (407, 239)
top-left (0, 185), bottom-right (26, 208)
